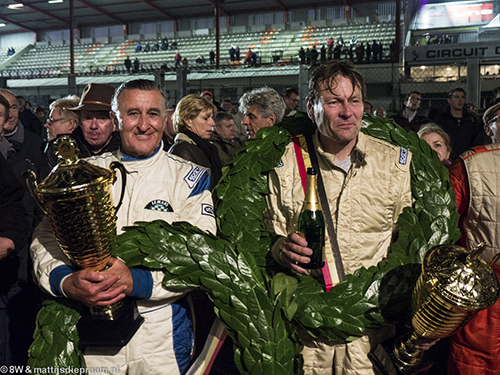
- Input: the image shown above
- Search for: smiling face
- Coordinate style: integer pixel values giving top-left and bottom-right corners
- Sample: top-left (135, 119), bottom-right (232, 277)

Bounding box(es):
top-left (242, 105), bottom-right (275, 139)
top-left (421, 132), bottom-right (450, 164)
top-left (0, 103), bottom-right (7, 134)
top-left (80, 110), bottom-right (114, 153)
top-left (284, 93), bottom-right (299, 112)
top-left (308, 75), bottom-right (363, 156)
top-left (113, 89), bottom-right (167, 158)
top-left (0, 91), bottom-right (18, 134)
top-left (185, 110), bottom-right (214, 140)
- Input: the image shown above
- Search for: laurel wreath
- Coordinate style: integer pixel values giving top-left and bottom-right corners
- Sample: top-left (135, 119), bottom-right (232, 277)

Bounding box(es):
top-left (27, 114), bottom-right (460, 375)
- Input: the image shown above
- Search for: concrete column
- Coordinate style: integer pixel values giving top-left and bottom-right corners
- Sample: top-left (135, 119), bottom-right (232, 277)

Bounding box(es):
top-left (298, 65), bottom-right (309, 113)
top-left (466, 59), bottom-right (480, 107)
top-left (154, 69), bottom-right (165, 88)
top-left (175, 68), bottom-right (187, 104)
top-left (68, 74), bottom-right (77, 95)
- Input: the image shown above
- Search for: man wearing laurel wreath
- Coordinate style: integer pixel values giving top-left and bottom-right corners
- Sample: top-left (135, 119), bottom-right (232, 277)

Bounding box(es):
top-left (264, 60), bottom-right (413, 375)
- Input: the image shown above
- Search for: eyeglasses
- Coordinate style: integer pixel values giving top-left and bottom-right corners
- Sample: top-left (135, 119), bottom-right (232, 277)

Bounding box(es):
top-left (46, 117), bottom-right (65, 126)
top-left (488, 116), bottom-right (499, 126)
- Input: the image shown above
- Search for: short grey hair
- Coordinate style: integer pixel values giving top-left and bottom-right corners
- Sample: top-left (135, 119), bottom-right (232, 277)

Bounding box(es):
top-left (239, 87), bottom-right (285, 124)
top-left (50, 95), bottom-right (81, 125)
top-left (111, 79), bottom-right (168, 114)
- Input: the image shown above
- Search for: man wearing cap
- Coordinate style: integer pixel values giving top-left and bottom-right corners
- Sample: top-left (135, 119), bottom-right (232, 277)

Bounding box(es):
top-left (447, 102), bottom-right (500, 375)
top-left (201, 90), bottom-right (223, 112)
top-left (41, 83), bottom-right (120, 178)
top-left (31, 79), bottom-right (216, 375)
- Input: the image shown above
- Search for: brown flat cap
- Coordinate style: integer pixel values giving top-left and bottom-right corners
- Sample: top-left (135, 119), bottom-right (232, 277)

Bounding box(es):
top-left (483, 101), bottom-right (500, 125)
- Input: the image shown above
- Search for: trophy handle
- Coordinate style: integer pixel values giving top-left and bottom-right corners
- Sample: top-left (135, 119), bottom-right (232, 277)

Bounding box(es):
top-left (21, 170), bottom-right (48, 215)
top-left (110, 161), bottom-right (126, 214)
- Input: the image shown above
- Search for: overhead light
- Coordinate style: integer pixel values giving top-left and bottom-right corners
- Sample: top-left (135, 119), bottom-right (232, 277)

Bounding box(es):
top-left (420, 66), bottom-right (426, 70)
top-left (0, 23), bottom-right (5, 27)
top-left (7, 3), bottom-right (23, 9)
top-left (446, 67), bottom-right (451, 71)
top-left (48, 0), bottom-right (63, 3)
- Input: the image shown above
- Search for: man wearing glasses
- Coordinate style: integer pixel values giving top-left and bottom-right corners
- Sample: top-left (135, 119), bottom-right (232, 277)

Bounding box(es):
top-left (447, 102), bottom-right (500, 374)
top-left (41, 83), bottom-right (120, 178)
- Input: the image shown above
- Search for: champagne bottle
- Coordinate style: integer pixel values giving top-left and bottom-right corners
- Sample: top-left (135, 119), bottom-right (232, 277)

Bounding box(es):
top-left (298, 167), bottom-right (325, 269)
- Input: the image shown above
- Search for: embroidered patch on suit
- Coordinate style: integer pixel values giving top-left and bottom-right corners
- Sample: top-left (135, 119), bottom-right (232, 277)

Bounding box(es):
top-left (399, 148), bottom-right (408, 165)
top-left (145, 200), bottom-right (174, 212)
top-left (201, 203), bottom-right (215, 218)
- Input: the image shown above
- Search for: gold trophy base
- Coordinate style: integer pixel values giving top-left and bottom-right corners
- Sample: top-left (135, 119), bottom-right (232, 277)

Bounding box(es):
top-left (77, 298), bottom-right (144, 349)
top-left (369, 333), bottom-right (434, 375)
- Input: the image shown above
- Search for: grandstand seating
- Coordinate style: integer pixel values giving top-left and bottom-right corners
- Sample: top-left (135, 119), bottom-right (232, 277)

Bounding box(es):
top-left (0, 21), bottom-right (395, 78)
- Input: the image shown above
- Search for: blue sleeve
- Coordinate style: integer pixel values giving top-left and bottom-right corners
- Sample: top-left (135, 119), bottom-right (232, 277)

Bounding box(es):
top-left (130, 267), bottom-right (153, 299)
top-left (49, 265), bottom-right (73, 296)
top-left (188, 171), bottom-right (211, 198)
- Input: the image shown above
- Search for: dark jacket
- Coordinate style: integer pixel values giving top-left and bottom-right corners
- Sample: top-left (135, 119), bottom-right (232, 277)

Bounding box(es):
top-left (168, 132), bottom-right (222, 190)
top-left (209, 132), bottom-right (242, 166)
top-left (434, 109), bottom-right (485, 160)
top-left (391, 112), bottom-right (430, 133)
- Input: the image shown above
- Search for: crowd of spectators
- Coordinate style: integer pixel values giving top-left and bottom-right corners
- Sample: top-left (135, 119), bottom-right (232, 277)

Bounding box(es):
top-left (299, 36), bottom-right (396, 65)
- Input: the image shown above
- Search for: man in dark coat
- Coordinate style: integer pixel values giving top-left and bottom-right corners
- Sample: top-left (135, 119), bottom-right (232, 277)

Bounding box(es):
top-left (434, 88), bottom-right (485, 160)
top-left (391, 91), bottom-right (430, 132)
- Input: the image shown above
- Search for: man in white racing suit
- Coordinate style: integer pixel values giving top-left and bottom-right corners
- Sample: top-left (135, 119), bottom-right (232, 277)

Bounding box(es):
top-left (31, 79), bottom-right (216, 375)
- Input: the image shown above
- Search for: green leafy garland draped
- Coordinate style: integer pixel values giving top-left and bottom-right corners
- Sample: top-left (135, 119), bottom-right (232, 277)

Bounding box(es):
top-left (27, 115), bottom-right (460, 375)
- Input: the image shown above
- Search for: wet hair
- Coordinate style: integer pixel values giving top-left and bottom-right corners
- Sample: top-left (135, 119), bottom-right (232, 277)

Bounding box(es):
top-left (239, 86), bottom-right (285, 123)
top-left (111, 79), bottom-right (168, 113)
top-left (173, 94), bottom-right (217, 133)
top-left (307, 60), bottom-right (366, 105)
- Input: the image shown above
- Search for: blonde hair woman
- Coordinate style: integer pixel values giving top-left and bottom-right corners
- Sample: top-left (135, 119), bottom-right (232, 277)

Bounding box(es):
top-left (169, 94), bottom-right (221, 189)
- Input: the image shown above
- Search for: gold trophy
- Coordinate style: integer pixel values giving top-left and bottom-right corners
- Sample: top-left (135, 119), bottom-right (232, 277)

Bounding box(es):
top-left (24, 135), bottom-right (144, 347)
top-left (372, 243), bottom-right (500, 375)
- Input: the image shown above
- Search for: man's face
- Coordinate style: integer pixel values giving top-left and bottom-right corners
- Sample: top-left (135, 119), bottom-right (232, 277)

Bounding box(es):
top-left (0, 104), bottom-right (7, 134)
top-left (45, 107), bottom-right (75, 141)
top-left (80, 110), bottom-right (114, 152)
top-left (163, 109), bottom-right (175, 139)
top-left (0, 91), bottom-right (18, 134)
top-left (448, 91), bottom-right (465, 112)
top-left (221, 101), bottom-right (233, 112)
top-left (113, 89), bottom-right (166, 158)
top-left (308, 76), bottom-right (363, 147)
top-left (485, 109), bottom-right (500, 143)
top-left (405, 93), bottom-right (421, 111)
top-left (215, 119), bottom-right (235, 140)
top-left (16, 97), bottom-right (25, 112)
top-left (242, 105), bottom-right (275, 139)
top-left (374, 108), bottom-right (386, 118)
top-left (284, 93), bottom-right (299, 112)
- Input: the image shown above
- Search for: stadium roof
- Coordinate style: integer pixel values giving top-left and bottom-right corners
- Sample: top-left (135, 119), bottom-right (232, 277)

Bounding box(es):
top-left (0, 0), bottom-right (369, 35)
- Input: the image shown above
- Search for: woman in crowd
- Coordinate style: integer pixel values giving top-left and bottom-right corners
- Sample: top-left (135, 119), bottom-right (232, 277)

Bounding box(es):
top-left (418, 123), bottom-right (452, 166)
top-left (169, 93), bottom-right (222, 190)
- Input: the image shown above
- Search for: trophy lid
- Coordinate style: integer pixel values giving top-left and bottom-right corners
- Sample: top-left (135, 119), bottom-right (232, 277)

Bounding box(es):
top-left (423, 244), bottom-right (500, 310)
top-left (36, 135), bottom-right (114, 194)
